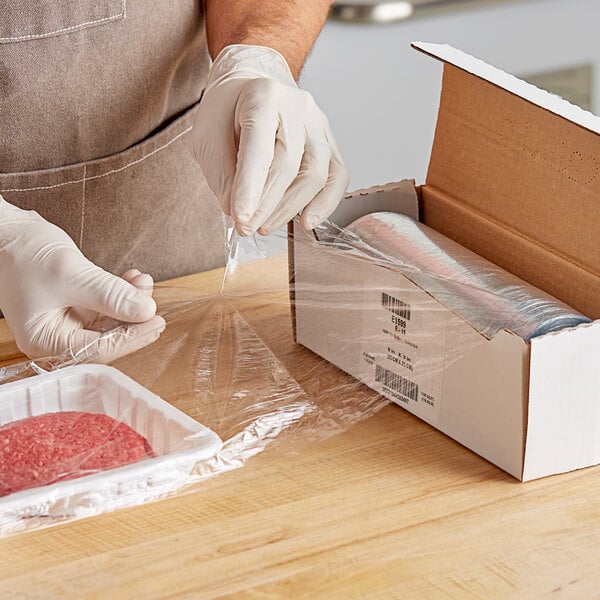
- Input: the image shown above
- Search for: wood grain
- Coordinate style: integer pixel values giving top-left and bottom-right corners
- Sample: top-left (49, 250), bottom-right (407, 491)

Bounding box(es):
top-left (1, 256), bottom-right (599, 598)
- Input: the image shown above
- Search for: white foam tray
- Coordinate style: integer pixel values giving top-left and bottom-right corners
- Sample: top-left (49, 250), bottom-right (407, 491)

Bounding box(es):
top-left (0, 364), bottom-right (223, 535)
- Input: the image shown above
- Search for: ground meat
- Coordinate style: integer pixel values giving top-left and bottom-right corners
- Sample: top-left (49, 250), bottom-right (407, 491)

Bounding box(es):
top-left (0, 411), bottom-right (155, 497)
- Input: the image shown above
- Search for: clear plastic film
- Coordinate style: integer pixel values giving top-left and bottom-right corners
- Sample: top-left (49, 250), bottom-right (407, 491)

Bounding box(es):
top-left (341, 212), bottom-right (589, 340)
top-left (0, 191), bottom-right (591, 536)
top-left (0, 216), bottom-right (388, 537)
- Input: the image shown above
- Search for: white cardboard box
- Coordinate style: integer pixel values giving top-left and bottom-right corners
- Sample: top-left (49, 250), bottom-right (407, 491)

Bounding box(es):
top-left (290, 43), bottom-right (600, 482)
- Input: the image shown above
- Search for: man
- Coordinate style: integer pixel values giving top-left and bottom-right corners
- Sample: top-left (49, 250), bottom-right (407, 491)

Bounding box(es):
top-left (0, 1), bottom-right (348, 361)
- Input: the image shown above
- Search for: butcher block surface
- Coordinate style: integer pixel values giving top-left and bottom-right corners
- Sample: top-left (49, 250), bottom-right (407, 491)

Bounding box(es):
top-left (0, 257), bottom-right (599, 598)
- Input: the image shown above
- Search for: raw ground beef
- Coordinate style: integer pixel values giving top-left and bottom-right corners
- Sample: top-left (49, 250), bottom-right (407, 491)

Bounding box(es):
top-left (0, 411), bottom-right (155, 497)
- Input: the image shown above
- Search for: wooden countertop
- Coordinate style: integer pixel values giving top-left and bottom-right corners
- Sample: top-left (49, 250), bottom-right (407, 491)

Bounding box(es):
top-left (1, 256), bottom-right (600, 598)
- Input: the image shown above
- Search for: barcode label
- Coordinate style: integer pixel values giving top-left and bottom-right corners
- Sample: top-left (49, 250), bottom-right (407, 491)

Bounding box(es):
top-left (382, 292), bottom-right (411, 320)
top-left (375, 364), bottom-right (419, 402)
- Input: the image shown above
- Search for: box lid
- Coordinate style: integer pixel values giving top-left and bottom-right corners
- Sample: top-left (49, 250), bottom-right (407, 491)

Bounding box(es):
top-left (413, 42), bottom-right (600, 135)
top-left (412, 42), bottom-right (600, 285)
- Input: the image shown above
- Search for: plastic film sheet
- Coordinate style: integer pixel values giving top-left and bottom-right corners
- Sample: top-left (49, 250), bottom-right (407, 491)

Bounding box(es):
top-left (0, 219), bottom-right (388, 537)
top-left (0, 207), bottom-right (591, 536)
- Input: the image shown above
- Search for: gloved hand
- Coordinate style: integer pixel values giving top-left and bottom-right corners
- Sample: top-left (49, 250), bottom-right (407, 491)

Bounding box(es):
top-left (0, 197), bottom-right (166, 361)
top-left (188, 44), bottom-right (349, 236)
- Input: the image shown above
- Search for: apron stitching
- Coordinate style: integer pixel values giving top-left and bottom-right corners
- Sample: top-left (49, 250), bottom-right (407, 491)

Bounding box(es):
top-left (0, 124), bottom-right (192, 193)
top-left (0, 0), bottom-right (126, 42)
top-left (79, 165), bottom-right (87, 249)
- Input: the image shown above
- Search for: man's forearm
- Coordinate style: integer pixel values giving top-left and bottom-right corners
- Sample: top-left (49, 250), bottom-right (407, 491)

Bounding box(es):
top-left (205, 0), bottom-right (331, 79)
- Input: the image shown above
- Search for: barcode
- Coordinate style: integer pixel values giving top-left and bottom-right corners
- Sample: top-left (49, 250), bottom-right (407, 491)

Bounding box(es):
top-left (375, 364), bottom-right (419, 402)
top-left (382, 292), bottom-right (411, 320)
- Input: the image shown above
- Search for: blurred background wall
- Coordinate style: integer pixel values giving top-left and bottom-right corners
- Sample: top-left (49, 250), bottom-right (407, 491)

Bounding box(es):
top-left (301, 0), bottom-right (600, 190)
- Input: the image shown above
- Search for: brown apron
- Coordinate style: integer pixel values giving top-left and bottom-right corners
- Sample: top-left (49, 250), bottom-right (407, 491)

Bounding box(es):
top-left (0, 0), bottom-right (226, 281)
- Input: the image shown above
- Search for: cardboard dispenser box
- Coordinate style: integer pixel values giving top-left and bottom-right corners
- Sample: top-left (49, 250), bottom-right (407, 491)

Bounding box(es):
top-left (290, 43), bottom-right (600, 482)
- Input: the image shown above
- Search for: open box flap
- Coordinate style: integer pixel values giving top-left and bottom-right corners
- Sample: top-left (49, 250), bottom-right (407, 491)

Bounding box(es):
top-left (412, 42), bottom-right (600, 135)
top-left (412, 42), bottom-right (600, 319)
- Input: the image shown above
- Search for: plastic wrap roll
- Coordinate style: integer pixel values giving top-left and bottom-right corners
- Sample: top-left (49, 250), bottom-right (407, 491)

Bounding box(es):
top-left (346, 212), bottom-right (591, 340)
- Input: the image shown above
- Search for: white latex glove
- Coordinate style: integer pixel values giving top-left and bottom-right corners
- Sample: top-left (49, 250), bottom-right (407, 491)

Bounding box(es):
top-left (188, 44), bottom-right (349, 236)
top-left (0, 197), bottom-right (166, 361)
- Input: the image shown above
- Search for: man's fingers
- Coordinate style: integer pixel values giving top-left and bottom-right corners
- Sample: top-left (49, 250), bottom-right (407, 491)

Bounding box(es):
top-left (69, 261), bottom-right (157, 323)
top-left (121, 269), bottom-right (154, 297)
top-left (121, 268), bottom-right (142, 284)
top-left (300, 150), bottom-right (350, 230)
top-left (241, 127), bottom-right (305, 235)
top-left (188, 95), bottom-right (238, 215)
top-left (201, 137), bottom-right (237, 216)
top-left (69, 315), bottom-right (167, 363)
top-left (230, 83), bottom-right (280, 229)
top-left (257, 139), bottom-right (332, 235)
top-left (71, 270), bottom-right (155, 332)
